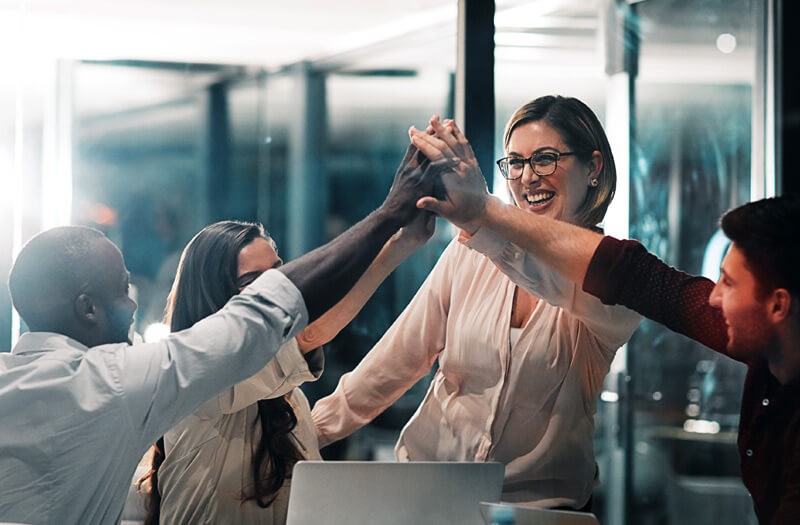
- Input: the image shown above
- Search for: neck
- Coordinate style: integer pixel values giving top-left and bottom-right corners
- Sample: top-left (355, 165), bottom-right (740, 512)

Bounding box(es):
top-left (766, 325), bottom-right (800, 384)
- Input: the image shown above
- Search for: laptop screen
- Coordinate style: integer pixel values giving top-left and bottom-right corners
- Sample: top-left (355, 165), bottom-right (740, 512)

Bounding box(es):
top-left (287, 461), bottom-right (504, 525)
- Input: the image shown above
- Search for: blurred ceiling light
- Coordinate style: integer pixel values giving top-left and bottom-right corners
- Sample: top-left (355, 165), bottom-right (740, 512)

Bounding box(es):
top-left (716, 33), bottom-right (737, 54)
top-left (86, 203), bottom-right (119, 226)
top-left (495, 0), bottom-right (576, 28)
top-left (494, 32), bottom-right (594, 49)
top-left (322, 5), bottom-right (456, 61)
top-left (683, 418), bottom-right (721, 434)
top-left (600, 391), bottom-right (619, 403)
top-left (497, 15), bottom-right (596, 31)
top-left (652, 391), bottom-right (662, 401)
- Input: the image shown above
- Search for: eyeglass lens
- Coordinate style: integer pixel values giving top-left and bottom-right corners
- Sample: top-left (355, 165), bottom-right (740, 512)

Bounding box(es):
top-left (500, 153), bottom-right (559, 178)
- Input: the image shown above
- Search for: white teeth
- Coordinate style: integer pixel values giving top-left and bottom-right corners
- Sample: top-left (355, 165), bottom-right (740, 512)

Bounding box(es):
top-left (526, 191), bottom-right (554, 204)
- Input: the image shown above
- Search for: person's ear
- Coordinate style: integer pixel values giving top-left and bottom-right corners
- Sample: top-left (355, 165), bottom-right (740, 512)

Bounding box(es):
top-left (74, 293), bottom-right (97, 324)
top-left (586, 150), bottom-right (603, 184)
top-left (767, 288), bottom-right (792, 324)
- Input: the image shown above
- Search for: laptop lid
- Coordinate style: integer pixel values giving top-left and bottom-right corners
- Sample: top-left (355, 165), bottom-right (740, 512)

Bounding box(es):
top-left (286, 461), bottom-right (504, 525)
top-left (479, 502), bottom-right (600, 525)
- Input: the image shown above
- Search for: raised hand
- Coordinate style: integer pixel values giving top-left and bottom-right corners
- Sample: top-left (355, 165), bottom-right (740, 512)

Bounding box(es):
top-left (409, 117), bottom-right (491, 233)
top-left (380, 143), bottom-right (436, 226)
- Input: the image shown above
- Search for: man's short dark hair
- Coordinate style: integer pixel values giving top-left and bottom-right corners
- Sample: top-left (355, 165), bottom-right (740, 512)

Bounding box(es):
top-left (8, 226), bottom-right (106, 329)
top-left (720, 194), bottom-right (800, 297)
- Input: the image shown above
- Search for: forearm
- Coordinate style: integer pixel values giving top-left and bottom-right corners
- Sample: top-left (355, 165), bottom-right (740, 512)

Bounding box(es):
top-left (477, 196), bottom-right (603, 284)
top-left (312, 349), bottom-right (436, 447)
top-left (279, 208), bottom-right (402, 323)
top-left (584, 237), bottom-right (728, 354)
top-left (296, 239), bottom-right (409, 352)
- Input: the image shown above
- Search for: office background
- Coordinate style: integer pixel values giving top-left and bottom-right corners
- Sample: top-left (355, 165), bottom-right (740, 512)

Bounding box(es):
top-left (2, 1), bottom-right (798, 523)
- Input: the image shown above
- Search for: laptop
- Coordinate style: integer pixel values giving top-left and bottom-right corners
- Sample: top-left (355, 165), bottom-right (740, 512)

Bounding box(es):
top-left (286, 461), bottom-right (504, 525)
top-left (479, 502), bottom-right (600, 525)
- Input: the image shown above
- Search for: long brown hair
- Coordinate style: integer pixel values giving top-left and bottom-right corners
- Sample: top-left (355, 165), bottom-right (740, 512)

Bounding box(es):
top-left (142, 220), bottom-right (303, 524)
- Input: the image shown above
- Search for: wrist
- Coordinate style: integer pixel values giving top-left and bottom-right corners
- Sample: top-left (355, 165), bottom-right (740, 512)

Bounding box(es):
top-left (373, 206), bottom-right (405, 232)
top-left (460, 194), bottom-right (496, 234)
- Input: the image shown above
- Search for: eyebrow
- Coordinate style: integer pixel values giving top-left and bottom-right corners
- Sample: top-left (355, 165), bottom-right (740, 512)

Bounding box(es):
top-left (507, 146), bottom-right (564, 157)
top-left (719, 268), bottom-right (734, 283)
top-left (237, 270), bottom-right (264, 283)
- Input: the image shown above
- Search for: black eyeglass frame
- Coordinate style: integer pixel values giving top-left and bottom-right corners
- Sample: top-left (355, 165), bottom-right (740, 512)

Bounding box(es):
top-left (496, 151), bottom-right (581, 180)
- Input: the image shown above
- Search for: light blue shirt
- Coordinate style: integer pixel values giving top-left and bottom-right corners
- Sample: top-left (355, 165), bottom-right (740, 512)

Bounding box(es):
top-left (0, 269), bottom-right (307, 524)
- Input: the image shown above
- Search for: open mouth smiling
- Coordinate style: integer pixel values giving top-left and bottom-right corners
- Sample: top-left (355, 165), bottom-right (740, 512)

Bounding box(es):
top-left (524, 190), bottom-right (555, 206)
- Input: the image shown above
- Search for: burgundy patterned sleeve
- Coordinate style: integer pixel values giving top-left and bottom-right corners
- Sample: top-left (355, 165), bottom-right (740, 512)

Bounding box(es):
top-left (583, 236), bottom-right (730, 357)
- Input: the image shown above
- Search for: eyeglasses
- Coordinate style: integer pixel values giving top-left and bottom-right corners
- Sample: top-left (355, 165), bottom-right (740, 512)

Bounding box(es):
top-left (496, 151), bottom-right (579, 180)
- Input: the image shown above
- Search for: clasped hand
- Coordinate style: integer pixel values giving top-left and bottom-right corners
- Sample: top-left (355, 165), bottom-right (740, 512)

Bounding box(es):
top-left (381, 115), bottom-right (490, 234)
top-left (409, 116), bottom-right (491, 233)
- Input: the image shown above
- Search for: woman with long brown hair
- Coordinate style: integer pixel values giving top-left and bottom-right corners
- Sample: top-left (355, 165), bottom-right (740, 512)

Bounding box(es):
top-left (142, 216), bottom-right (430, 524)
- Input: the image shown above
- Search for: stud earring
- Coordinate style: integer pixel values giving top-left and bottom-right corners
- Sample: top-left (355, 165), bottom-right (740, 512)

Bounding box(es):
top-left (589, 178), bottom-right (599, 187)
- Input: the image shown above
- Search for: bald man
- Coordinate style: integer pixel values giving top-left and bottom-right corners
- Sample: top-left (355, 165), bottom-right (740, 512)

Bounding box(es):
top-left (0, 144), bottom-right (437, 524)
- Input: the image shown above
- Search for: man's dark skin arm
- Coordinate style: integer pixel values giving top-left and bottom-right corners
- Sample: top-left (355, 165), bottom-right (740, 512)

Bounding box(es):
top-left (279, 144), bottom-right (434, 322)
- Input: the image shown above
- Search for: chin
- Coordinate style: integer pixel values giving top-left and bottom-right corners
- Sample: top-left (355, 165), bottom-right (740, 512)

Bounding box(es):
top-left (726, 337), bottom-right (771, 362)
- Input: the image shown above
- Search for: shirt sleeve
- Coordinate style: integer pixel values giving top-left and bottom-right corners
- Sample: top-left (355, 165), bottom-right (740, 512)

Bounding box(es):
top-left (583, 236), bottom-right (730, 356)
top-left (111, 269), bottom-right (309, 446)
top-left (462, 227), bottom-right (641, 350)
top-left (311, 239), bottom-right (458, 447)
top-left (194, 339), bottom-right (324, 418)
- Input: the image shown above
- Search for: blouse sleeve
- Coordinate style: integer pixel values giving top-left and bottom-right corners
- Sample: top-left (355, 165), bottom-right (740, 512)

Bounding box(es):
top-left (311, 238), bottom-right (459, 447)
top-left (462, 228), bottom-right (641, 350)
top-left (194, 339), bottom-right (324, 418)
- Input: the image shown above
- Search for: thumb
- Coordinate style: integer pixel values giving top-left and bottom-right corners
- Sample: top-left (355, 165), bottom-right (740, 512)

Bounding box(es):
top-left (417, 196), bottom-right (447, 215)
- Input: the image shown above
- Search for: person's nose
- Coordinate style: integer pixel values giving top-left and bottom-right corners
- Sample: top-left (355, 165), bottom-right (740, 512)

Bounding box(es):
top-left (520, 161), bottom-right (541, 185)
top-left (708, 281), bottom-right (722, 308)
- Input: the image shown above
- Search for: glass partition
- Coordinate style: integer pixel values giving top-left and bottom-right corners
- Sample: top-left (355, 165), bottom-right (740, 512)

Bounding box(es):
top-left (626, 1), bottom-right (761, 523)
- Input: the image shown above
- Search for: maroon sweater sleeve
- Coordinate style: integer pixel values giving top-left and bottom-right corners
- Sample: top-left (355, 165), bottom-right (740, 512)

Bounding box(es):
top-left (583, 236), bottom-right (730, 357)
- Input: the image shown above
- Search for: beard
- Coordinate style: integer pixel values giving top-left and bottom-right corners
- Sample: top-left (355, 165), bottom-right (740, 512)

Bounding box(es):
top-left (724, 306), bottom-right (777, 361)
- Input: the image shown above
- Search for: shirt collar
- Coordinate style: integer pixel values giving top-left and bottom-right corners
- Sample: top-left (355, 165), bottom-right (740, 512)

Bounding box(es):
top-left (12, 332), bottom-right (89, 356)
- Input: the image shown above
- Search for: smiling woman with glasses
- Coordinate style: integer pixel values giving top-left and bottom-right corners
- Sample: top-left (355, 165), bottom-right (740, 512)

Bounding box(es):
top-left (494, 95), bottom-right (616, 226)
top-left (312, 95), bottom-right (639, 514)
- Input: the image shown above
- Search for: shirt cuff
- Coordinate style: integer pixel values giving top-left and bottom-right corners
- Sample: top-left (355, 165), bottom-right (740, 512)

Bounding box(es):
top-left (583, 235), bottom-right (625, 305)
top-left (459, 226), bottom-right (508, 259)
top-left (245, 268), bottom-right (309, 341)
top-left (274, 338), bottom-right (324, 384)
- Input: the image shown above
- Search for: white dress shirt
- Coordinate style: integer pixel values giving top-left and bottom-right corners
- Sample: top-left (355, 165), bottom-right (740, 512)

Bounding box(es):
top-left (159, 339), bottom-right (324, 525)
top-left (0, 270), bottom-right (307, 525)
top-left (312, 233), bottom-right (641, 508)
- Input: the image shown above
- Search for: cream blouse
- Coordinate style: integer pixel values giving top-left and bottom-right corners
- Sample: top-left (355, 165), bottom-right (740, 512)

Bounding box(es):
top-left (159, 339), bottom-right (323, 524)
top-left (312, 232), bottom-right (641, 509)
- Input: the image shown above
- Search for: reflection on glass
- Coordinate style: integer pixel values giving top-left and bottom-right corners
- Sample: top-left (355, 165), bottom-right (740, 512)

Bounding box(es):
top-left (629, 1), bottom-right (759, 523)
